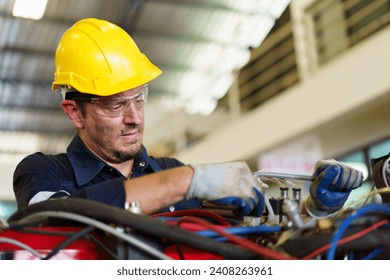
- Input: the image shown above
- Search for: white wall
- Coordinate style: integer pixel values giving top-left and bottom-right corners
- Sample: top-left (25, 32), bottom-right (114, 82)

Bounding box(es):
top-left (0, 162), bottom-right (16, 200)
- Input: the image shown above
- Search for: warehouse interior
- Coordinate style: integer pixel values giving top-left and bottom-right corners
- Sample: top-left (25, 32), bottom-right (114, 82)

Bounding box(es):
top-left (0, 0), bottom-right (390, 220)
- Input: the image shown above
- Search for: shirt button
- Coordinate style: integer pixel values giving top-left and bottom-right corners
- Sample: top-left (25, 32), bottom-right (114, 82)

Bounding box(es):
top-left (139, 162), bottom-right (145, 167)
top-left (169, 206), bottom-right (175, 212)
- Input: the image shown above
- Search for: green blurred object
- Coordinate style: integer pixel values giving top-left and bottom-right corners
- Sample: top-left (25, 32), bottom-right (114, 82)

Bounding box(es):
top-left (0, 201), bottom-right (17, 220)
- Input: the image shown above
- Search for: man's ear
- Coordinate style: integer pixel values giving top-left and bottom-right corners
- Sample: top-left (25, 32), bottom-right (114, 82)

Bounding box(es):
top-left (61, 100), bottom-right (84, 129)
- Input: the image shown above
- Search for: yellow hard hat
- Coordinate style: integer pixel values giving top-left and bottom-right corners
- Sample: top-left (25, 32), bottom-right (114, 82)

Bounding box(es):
top-left (52, 18), bottom-right (162, 96)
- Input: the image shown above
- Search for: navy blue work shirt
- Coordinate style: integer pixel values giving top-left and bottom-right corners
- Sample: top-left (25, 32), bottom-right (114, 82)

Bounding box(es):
top-left (13, 134), bottom-right (201, 212)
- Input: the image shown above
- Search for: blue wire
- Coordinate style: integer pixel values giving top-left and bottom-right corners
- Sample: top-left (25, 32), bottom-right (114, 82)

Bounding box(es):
top-left (195, 225), bottom-right (282, 239)
top-left (348, 246), bottom-right (385, 260)
top-left (326, 204), bottom-right (390, 260)
top-left (347, 251), bottom-right (354, 260)
top-left (360, 246), bottom-right (385, 260)
top-left (156, 217), bottom-right (282, 241)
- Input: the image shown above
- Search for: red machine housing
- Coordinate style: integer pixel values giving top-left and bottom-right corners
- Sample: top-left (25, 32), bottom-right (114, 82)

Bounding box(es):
top-left (0, 227), bottom-right (110, 260)
top-left (0, 225), bottom-right (224, 260)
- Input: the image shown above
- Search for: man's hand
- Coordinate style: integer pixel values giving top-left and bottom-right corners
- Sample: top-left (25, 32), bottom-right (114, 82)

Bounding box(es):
top-left (305, 159), bottom-right (364, 218)
top-left (186, 161), bottom-right (264, 216)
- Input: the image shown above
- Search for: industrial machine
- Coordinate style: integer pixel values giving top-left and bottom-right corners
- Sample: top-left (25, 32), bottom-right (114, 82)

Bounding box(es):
top-left (1, 156), bottom-right (389, 260)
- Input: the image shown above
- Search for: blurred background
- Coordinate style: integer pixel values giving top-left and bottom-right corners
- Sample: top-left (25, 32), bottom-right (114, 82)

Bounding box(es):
top-left (0, 0), bottom-right (389, 219)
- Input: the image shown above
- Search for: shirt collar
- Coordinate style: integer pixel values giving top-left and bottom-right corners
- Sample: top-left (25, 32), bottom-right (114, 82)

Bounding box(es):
top-left (66, 135), bottom-right (157, 185)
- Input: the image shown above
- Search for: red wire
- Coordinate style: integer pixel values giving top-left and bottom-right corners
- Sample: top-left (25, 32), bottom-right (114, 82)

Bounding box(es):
top-left (177, 216), bottom-right (297, 260)
top-left (302, 219), bottom-right (389, 260)
top-left (159, 211), bottom-right (389, 260)
top-left (152, 209), bottom-right (231, 226)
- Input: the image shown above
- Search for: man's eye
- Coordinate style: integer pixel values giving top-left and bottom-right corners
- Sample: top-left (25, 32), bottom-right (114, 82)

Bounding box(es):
top-left (106, 102), bottom-right (124, 111)
top-left (135, 98), bottom-right (143, 105)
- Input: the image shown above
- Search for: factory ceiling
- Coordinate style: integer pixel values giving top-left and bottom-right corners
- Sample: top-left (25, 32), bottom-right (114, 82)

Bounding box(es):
top-left (0, 0), bottom-right (289, 163)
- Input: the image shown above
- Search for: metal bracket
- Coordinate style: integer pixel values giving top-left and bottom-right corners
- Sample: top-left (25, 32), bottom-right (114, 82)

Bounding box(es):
top-left (252, 171), bottom-right (314, 182)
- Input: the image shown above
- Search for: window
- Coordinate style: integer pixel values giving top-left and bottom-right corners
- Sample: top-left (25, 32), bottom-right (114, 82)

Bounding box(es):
top-left (0, 200), bottom-right (17, 220)
top-left (337, 137), bottom-right (390, 206)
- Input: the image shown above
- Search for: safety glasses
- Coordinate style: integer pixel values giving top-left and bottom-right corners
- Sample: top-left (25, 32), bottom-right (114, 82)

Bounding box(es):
top-left (70, 84), bottom-right (148, 118)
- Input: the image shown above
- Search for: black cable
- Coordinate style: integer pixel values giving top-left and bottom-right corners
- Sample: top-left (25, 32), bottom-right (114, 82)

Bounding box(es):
top-left (174, 244), bottom-right (186, 260)
top-left (42, 226), bottom-right (95, 260)
top-left (7, 217), bottom-right (48, 230)
top-left (6, 225), bottom-right (119, 259)
top-left (8, 198), bottom-right (258, 260)
top-left (281, 227), bottom-right (390, 258)
top-left (10, 227), bottom-right (74, 237)
top-left (86, 234), bottom-right (119, 260)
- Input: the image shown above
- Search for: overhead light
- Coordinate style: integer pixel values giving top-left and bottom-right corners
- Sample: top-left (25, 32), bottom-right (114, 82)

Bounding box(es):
top-left (12, 0), bottom-right (48, 20)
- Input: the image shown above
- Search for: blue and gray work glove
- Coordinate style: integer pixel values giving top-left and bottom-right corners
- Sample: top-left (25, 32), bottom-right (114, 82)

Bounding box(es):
top-left (186, 161), bottom-right (265, 216)
top-left (305, 159), bottom-right (364, 218)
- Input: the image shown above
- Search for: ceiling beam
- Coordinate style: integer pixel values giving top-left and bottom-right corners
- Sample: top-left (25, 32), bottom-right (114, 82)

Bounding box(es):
top-left (146, 0), bottom-right (243, 13)
top-left (0, 46), bottom-right (53, 57)
top-left (0, 107), bottom-right (73, 133)
top-left (0, 77), bottom-right (52, 89)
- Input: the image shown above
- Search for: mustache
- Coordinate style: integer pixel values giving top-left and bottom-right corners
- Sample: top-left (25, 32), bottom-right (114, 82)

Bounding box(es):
top-left (120, 124), bottom-right (141, 135)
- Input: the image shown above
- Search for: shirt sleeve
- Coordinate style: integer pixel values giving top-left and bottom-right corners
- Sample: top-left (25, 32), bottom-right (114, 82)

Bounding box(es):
top-left (13, 152), bottom-right (126, 209)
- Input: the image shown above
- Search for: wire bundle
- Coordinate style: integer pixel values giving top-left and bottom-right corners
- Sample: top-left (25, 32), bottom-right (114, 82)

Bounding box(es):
top-left (1, 198), bottom-right (389, 260)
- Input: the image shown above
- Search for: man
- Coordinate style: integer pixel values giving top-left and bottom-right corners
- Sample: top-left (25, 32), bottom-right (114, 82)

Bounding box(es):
top-left (13, 18), bottom-right (363, 219)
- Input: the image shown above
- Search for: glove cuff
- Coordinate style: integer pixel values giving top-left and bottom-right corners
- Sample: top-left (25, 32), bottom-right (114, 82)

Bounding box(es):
top-left (186, 165), bottom-right (199, 199)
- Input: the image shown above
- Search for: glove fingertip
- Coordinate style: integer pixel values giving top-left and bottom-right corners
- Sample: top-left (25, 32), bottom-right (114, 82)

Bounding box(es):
top-left (329, 164), bottom-right (340, 174)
